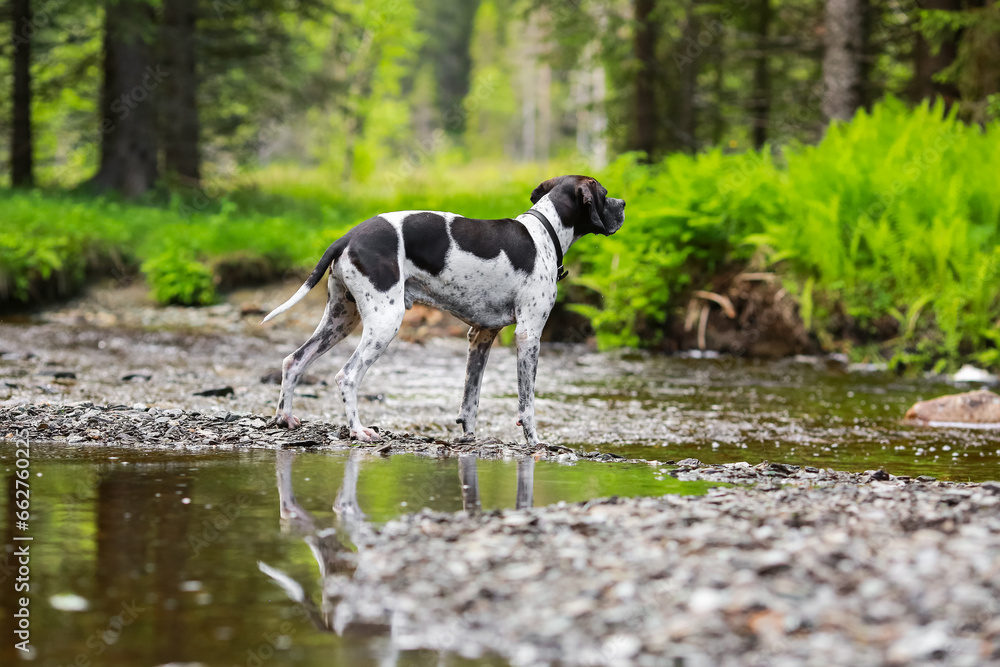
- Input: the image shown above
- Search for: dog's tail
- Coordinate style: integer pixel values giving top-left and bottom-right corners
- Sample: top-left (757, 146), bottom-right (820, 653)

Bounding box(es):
top-left (260, 238), bottom-right (347, 324)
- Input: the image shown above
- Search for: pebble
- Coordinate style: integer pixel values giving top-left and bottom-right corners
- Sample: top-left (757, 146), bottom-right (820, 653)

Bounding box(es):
top-left (0, 402), bottom-right (581, 459)
top-left (3, 311), bottom-right (1000, 665)
top-left (321, 477), bottom-right (1000, 666)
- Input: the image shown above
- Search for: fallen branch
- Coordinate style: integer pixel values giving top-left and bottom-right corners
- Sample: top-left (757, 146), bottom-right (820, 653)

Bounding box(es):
top-left (693, 290), bottom-right (737, 319)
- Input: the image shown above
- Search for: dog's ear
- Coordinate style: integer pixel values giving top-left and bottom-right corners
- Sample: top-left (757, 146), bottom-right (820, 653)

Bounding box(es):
top-left (577, 180), bottom-right (607, 232)
top-left (530, 178), bottom-right (559, 204)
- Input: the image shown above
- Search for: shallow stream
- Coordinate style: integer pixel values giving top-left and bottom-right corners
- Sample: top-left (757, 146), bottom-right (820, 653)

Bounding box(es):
top-left (553, 353), bottom-right (1000, 482)
top-left (3, 318), bottom-right (1000, 665)
top-left (0, 446), bottom-right (715, 666)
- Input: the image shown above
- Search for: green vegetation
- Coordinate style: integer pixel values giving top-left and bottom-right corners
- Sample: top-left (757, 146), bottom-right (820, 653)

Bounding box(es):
top-left (2, 99), bottom-right (999, 370)
top-left (577, 98), bottom-right (1000, 369)
top-left (142, 250), bottom-right (218, 306)
top-left (0, 163), bottom-right (549, 306)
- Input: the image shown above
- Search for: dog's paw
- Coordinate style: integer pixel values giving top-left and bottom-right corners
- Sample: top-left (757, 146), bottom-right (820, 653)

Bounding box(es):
top-left (274, 412), bottom-right (302, 430)
top-left (351, 427), bottom-right (381, 443)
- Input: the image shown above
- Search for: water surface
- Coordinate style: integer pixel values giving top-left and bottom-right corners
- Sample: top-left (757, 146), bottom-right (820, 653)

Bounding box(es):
top-left (540, 352), bottom-right (1000, 482)
top-left (0, 445), bottom-right (712, 666)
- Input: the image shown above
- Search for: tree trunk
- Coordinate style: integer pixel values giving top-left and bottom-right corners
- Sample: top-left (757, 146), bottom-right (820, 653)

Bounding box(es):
top-left (821, 0), bottom-right (865, 122)
top-left (750, 0), bottom-right (772, 148)
top-left (631, 0), bottom-right (659, 159)
top-left (675, 1), bottom-right (700, 153)
top-left (590, 64), bottom-right (608, 169)
top-left (710, 38), bottom-right (725, 146)
top-left (910, 0), bottom-right (961, 104)
top-left (575, 44), bottom-right (609, 169)
top-left (520, 16), bottom-right (538, 162)
top-left (160, 0), bottom-right (200, 184)
top-left (538, 62), bottom-right (552, 162)
top-left (10, 0), bottom-right (34, 187)
top-left (90, 0), bottom-right (159, 198)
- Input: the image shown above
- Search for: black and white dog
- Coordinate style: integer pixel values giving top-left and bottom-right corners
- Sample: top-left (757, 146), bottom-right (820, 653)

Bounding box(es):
top-left (261, 175), bottom-right (626, 445)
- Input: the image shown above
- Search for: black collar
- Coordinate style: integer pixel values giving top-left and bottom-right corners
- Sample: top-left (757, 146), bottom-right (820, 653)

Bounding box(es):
top-left (524, 209), bottom-right (568, 281)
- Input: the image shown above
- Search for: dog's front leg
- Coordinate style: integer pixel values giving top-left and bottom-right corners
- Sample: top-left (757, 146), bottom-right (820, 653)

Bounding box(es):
top-left (456, 327), bottom-right (500, 439)
top-left (514, 324), bottom-right (544, 446)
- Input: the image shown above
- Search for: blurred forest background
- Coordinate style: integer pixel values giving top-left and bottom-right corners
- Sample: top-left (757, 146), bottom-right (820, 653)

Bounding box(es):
top-left (2, 0), bottom-right (1000, 370)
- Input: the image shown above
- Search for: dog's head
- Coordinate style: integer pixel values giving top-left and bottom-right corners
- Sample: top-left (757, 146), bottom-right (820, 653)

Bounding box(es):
top-left (530, 175), bottom-right (625, 237)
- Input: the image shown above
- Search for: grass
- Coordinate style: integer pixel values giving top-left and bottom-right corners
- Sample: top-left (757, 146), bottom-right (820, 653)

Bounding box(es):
top-left (2, 97), bottom-right (999, 370)
top-left (0, 161), bottom-right (558, 306)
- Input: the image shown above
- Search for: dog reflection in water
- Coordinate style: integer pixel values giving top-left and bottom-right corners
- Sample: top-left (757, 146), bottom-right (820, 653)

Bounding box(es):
top-left (258, 450), bottom-right (536, 639)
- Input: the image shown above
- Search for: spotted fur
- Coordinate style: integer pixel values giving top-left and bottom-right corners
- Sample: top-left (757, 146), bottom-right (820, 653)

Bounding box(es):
top-left (262, 175), bottom-right (626, 445)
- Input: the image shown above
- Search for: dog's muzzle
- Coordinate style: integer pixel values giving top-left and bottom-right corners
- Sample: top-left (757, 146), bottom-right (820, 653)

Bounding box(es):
top-left (604, 198), bottom-right (626, 235)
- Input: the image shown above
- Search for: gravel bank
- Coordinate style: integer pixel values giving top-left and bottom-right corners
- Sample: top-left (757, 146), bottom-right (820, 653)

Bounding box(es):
top-left (5, 284), bottom-right (1000, 483)
top-left (0, 402), bottom-right (611, 461)
top-left (331, 475), bottom-right (1000, 667)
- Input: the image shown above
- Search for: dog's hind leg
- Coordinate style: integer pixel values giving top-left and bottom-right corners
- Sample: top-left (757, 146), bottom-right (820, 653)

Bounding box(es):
top-left (275, 278), bottom-right (360, 429)
top-left (335, 288), bottom-right (406, 443)
top-left (455, 326), bottom-right (500, 439)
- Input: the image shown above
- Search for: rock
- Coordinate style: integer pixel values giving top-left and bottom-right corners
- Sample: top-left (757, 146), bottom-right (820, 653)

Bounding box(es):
top-left (39, 370), bottom-right (76, 379)
top-left (887, 623), bottom-right (951, 662)
top-left (950, 364), bottom-right (999, 384)
top-left (315, 473), bottom-right (1000, 667)
top-left (848, 361), bottom-right (889, 373)
top-left (281, 440), bottom-right (321, 448)
top-left (193, 386), bottom-right (234, 397)
top-left (49, 593), bottom-right (90, 612)
top-left (259, 371), bottom-right (321, 385)
top-left (768, 462), bottom-right (798, 475)
top-left (240, 303), bottom-right (267, 316)
top-left (904, 388), bottom-right (1000, 424)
